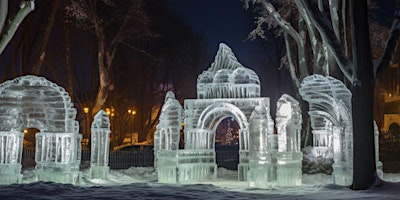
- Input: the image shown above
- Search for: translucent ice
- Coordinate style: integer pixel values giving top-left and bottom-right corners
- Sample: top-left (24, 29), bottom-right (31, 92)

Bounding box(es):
top-left (0, 75), bottom-right (82, 184)
top-left (89, 110), bottom-right (111, 179)
top-left (374, 121), bottom-right (383, 179)
top-left (299, 74), bottom-right (353, 186)
top-left (275, 94), bottom-right (302, 186)
top-left (247, 105), bottom-right (276, 188)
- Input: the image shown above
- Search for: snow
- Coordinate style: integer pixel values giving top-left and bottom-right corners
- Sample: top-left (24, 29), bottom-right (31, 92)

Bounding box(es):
top-left (0, 167), bottom-right (398, 199)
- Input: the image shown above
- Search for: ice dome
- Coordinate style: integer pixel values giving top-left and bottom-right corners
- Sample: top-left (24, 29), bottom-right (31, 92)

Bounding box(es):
top-left (197, 43), bottom-right (260, 99)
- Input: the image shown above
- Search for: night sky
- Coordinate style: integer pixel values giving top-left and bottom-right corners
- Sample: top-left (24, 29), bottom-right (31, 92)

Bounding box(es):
top-left (168, 0), bottom-right (295, 114)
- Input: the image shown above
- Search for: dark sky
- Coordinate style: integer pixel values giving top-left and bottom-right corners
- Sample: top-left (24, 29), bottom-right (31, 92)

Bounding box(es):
top-left (168, 0), bottom-right (294, 114)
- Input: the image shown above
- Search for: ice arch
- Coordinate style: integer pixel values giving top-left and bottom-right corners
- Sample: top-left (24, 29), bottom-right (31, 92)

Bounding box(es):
top-left (197, 102), bottom-right (248, 130)
top-left (0, 75), bottom-right (81, 184)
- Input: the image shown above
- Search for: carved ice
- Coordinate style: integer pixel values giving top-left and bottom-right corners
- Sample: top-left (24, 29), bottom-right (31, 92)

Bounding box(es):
top-left (154, 91), bottom-right (183, 183)
top-left (89, 110), bottom-right (111, 179)
top-left (299, 74), bottom-right (353, 186)
top-left (275, 94), bottom-right (302, 186)
top-left (0, 75), bottom-right (82, 184)
top-left (374, 121), bottom-right (383, 179)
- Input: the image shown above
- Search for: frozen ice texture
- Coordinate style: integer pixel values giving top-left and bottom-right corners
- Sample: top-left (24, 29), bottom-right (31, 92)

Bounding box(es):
top-left (156, 43), bottom-right (275, 183)
top-left (247, 105), bottom-right (276, 188)
top-left (275, 94), bottom-right (303, 186)
top-left (0, 130), bottom-right (23, 184)
top-left (0, 75), bottom-right (82, 184)
top-left (154, 91), bottom-right (183, 183)
top-left (89, 110), bottom-right (110, 179)
top-left (299, 74), bottom-right (353, 186)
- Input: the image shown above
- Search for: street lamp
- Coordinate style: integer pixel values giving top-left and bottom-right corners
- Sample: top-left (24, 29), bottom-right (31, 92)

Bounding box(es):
top-left (83, 107), bottom-right (90, 148)
top-left (128, 108), bottom-right (136, 144)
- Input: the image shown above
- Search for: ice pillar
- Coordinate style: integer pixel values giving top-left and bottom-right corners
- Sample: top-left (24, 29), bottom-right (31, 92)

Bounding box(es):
top-left (155, 91), bottom-right (183, 183)
top-left (374, 121), bottom-right (383, 178)
top-left (248, 105), bottom-right (276, 188)
top-left (0, 131), bottom-right (24, 184)
top-left (275, 94), bottom-right (302, 186)
top-left (89, 110), bottom-right (111, 179)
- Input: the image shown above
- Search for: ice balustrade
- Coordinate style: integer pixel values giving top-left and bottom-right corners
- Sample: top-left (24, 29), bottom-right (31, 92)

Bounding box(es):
top-left (89, 110), bottom-right (111, 179)
top-left (0, 75), bottom-right (82, 184)
top-left (299, 74), bottom-right (353, 186)
top-left (0, 131), bottom-right (23, 184)
top-left (275, 94), bottom-right (303, 186)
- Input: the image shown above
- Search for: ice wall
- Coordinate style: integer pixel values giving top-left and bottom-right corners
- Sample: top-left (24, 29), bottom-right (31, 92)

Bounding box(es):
top-left (89, 110), bottom-right (111, 179)
top-left (275, 94), bottom-right (302, 186)
top-left (299, 74), bottom-right (353, 186)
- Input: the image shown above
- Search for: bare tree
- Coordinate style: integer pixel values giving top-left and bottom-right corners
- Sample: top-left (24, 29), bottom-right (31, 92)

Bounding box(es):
top-left (246, 0), bottom-right (400, 189)
top-left (66, 0), bottom-right (153, 116)
top-left (0, 0), bottom-right (34, 55)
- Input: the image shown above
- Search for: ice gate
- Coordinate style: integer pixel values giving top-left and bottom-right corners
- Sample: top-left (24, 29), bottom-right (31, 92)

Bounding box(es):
top-left (0, 75), bottom-right (82, 184)
top-left (155, 43), bottom-right (303, 186)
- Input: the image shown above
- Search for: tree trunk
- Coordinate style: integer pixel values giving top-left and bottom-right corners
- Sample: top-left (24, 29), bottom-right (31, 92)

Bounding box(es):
top-left (32, 0), bottom-right (59, 75)
top-left (350, 0), bottom-right (376, 190)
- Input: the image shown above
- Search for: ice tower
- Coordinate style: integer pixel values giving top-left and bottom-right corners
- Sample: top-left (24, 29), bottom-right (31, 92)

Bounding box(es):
top-left (89, 110), bottom-right (111, 179)
top-left (0, 75), bottom-right (82, 184)
top-left (247, 105), bottom-right (276, 188)
top-left (299, 74), bottom-right (353, 186)
top-left (275, 94), bottom-right (302, 186)
top-left (154, 91), bottom-right (183, 183)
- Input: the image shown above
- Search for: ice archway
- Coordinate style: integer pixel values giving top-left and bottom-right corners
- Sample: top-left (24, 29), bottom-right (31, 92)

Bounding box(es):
top-left (0, 75), bottom-right (81, 184)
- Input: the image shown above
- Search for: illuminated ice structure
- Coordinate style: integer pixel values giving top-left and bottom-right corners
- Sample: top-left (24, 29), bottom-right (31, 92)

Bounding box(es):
top-left (299, 75), bottom-right (353, 186)
top-left (275, 94), bottom-right (303, 186)
top-left (156, 43), bottom-right (302, 185)
top-left (89, 110), bottom-right (111, 179)
top-left (154, 91), bottom-right (183, 182)
top-left (0, 75), bottom-right (82, 184)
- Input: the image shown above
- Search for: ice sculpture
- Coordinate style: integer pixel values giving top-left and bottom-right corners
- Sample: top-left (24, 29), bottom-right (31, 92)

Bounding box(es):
top-left (299, 74), bottom-right (353, 186)
top-left (155, 43), bottom-right (271, 183)
top-left (275, 94), bottom-right (302, 186)
top-left (0, 75), bottom-right (82, 184)
top-left (247, 105), bottom-right (276, 188)
top-left (154, 91), bottom-right (183, 183)
top-left (374, 121), bottom-right (383, 179)
top-left (89, 110), bottom-right (110, 179)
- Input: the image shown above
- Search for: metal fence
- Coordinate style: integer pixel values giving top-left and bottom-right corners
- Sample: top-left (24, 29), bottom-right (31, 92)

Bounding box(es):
top-left (21, 147), bottom-right (240, 170)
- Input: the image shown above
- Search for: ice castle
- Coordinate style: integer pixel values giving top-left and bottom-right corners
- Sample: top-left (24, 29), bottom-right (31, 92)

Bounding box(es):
top-left (155, 43), bottom-right (303, 187)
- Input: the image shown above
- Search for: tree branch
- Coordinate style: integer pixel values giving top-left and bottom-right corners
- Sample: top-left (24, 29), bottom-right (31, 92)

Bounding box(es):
top-left (0, 0), bottom-right (8, 33)
top-left (296, 0), bottom-right (354, 82)
top-left (0, 0), bottom-right (34, 55)
top-left (375, 0), bottom-right (400, 77)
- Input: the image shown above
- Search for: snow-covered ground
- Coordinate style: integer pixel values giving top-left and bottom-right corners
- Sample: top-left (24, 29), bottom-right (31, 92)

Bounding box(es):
top-left (0, 167), bottom-right (399, 199)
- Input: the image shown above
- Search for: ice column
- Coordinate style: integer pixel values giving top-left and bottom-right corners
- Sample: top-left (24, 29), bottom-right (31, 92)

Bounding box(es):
top-left (154, 91), bottom-right (183, 183)
top-left (0, 130), bottom-right (24, 184)
top-left (248, 105), bottom-right (276, 188)
top-left (374, 121), bottom-right (383, 179)
top-left (89, 110), bottom-right (111, 179)
top-left (299, 74), bottom-right (353, 186)
top-left (275, 94), bottom-right (303, 186)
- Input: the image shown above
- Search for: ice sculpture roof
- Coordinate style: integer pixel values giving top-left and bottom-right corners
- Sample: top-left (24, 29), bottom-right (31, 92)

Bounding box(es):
top-left (197, 43), bottom-right (260, 99)
top-left (92, 110), bottom-right (110, 129)
top-left (0, 75), bottom-right (78, 132)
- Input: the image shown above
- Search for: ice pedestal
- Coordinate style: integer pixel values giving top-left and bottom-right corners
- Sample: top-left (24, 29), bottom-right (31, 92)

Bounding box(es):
top-left (0, 131), bottom-right (24, 184)
top-left (276, 152), bottom-right (302, 186)
top-left (35, 132), bottom-right (82, 184)
top-left (89, 111), bottom-right (110, 179)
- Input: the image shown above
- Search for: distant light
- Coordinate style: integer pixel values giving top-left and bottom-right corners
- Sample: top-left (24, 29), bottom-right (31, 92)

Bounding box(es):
top-left (23, 129), bottom-right (28, 134)
top-left (83, 107), bottom-right (89, 114)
